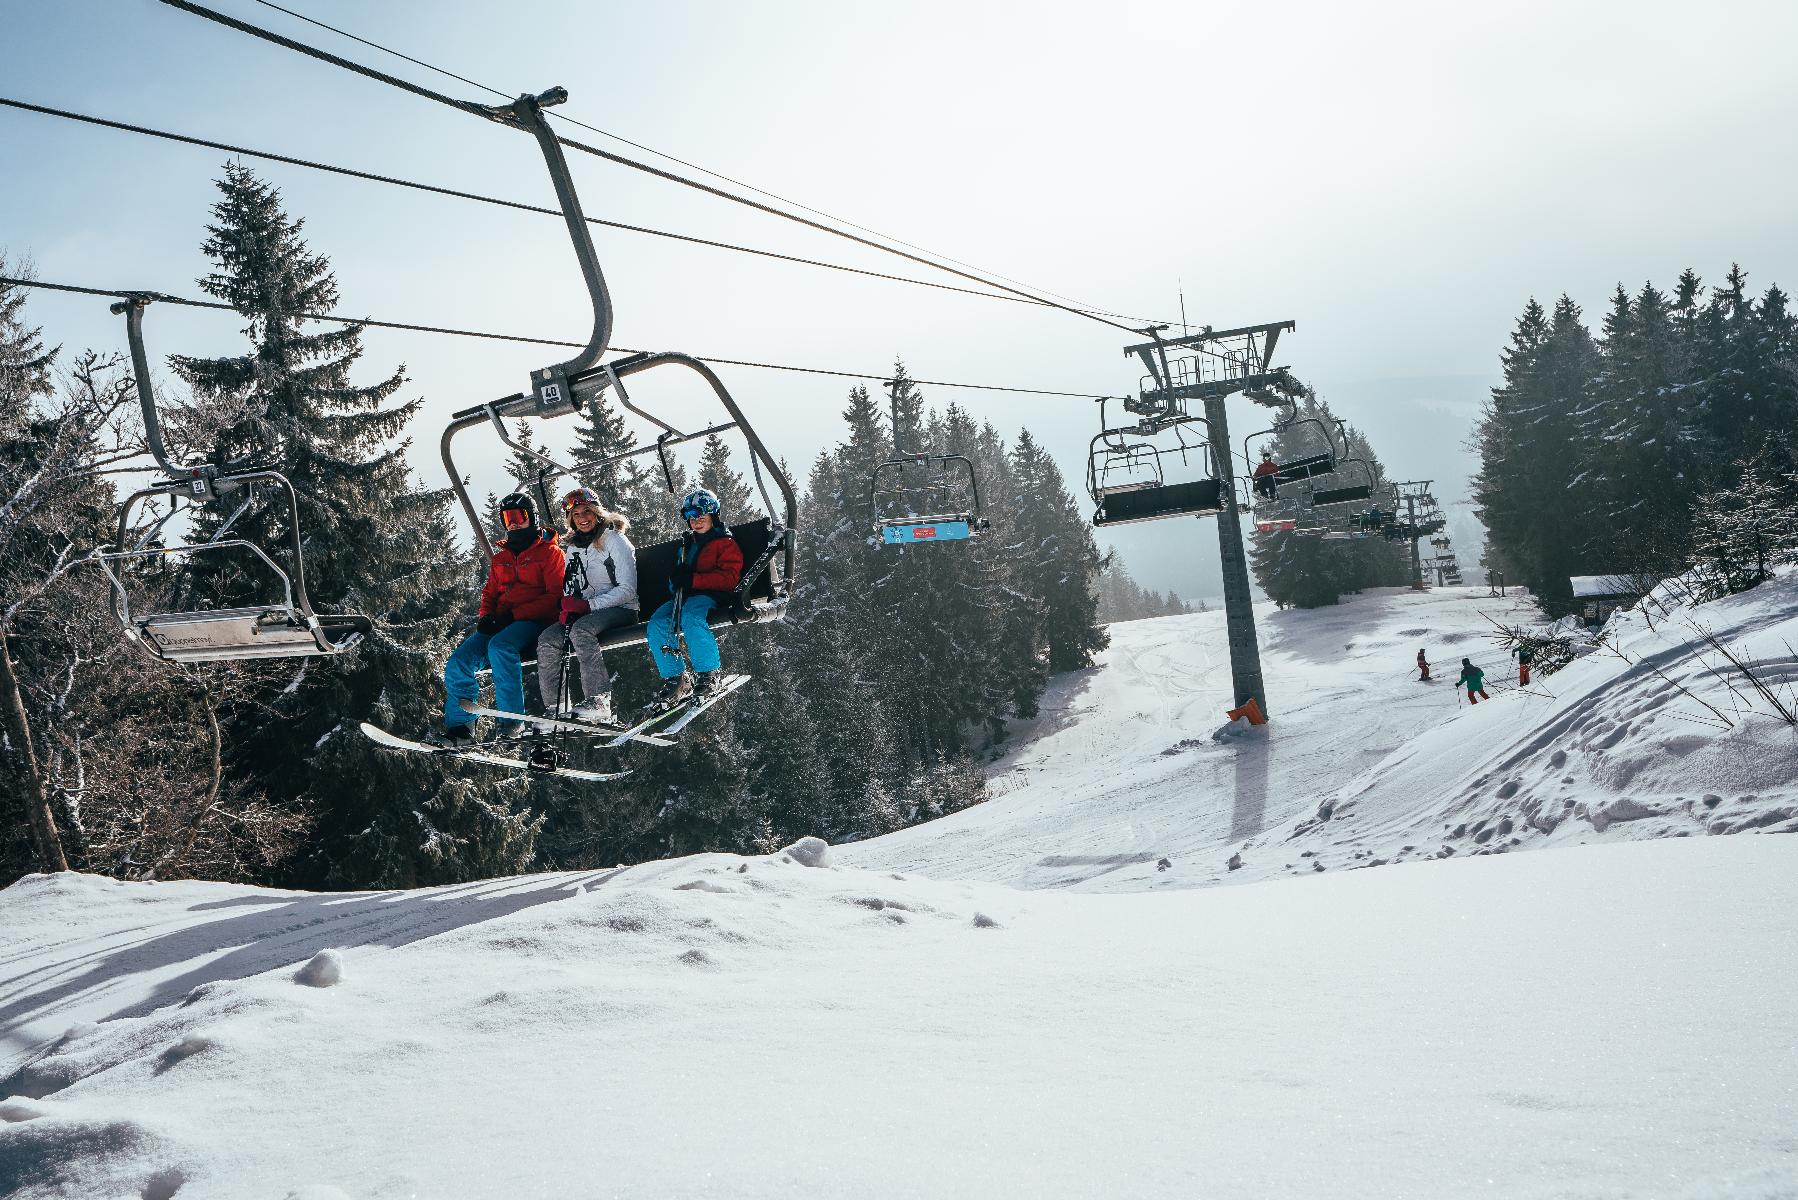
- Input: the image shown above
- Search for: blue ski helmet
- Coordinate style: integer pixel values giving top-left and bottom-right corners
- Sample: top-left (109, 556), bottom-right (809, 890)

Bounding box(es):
top-left (680, 488), bottom-right (722, 521)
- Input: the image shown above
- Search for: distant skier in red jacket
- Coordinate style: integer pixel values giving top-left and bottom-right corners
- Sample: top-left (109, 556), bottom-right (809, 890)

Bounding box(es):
top-left (1252, 449), bottom-right (1281, 500)
top-left (646, 488), bottom-right (743, 706)
top-left (1416, 648), bottom-right (1431, 682)
top-left (437, 492), bottom-right (566, 742)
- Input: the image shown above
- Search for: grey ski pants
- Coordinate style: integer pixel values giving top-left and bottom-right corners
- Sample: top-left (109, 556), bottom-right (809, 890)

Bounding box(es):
top-left (536, 605), bottom-right (635, 708)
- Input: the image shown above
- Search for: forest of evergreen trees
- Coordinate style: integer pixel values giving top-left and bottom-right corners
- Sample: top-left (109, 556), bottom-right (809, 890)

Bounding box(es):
top-left (1474, 266), bottom-right (1798, 611)
top-left (0, 165), bottom-right (1118, 890)
top-left (1093, 559), bottom-right (1194, 624)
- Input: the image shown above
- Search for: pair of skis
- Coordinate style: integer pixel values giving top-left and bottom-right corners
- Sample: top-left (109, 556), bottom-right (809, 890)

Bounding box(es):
top-left (359, 674), bottom-right (750, 783)
top-left (358, 721), bottom-right (628, 783)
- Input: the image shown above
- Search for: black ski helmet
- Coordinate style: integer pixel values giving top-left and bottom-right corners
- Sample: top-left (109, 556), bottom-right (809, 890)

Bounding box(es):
top-left (498, 491), bottom-right (536, 525)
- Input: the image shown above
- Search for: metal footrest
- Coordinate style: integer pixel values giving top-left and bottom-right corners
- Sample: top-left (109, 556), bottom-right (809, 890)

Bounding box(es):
top-left (136, 606), bottom-right (370, 663)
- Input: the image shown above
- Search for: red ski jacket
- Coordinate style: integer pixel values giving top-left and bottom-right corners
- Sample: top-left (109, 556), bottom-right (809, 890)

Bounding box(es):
top-left (680, 527), bottom-right (744, 594)
top-left (479, 530), bottom-right (566, 624)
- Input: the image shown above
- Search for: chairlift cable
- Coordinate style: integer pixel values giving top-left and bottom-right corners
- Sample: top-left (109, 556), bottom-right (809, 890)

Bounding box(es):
top-left (244, 0), bottom-right (1162, 324)
top-left (1, 276), bottom-right (1126, 401)
top-left (0, 96), bottom-right (1083, 314)
top-left (155, 0), bottom-right (1151, 335)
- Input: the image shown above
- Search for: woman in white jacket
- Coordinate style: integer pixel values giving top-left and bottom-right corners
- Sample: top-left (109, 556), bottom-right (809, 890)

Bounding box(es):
top-left (538, 486), bottom-right (639, 723)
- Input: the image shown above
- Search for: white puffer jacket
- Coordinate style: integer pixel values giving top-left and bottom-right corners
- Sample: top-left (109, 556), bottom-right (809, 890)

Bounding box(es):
top-left (562, 526), bottom-right (638, 614)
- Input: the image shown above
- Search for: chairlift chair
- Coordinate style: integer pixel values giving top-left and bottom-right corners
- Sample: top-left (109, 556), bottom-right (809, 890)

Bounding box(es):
top-left (1242, 404), bottom-right (1340, 499)
top-left (438, 89), bottom-right (797, 658)
top-left (92, 296), bottom-right (371, 664)
top-left (869, 379), bottom-right (989, 546)
top-left (1307, 422), bottom-right (1376, 507)
top-left (1085, 400), bottom-right (1223, 527)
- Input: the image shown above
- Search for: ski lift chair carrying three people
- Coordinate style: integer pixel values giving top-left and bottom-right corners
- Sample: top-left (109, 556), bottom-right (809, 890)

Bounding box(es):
top-left (93, 295), bottom-right (371, 664)
top-left (426, 87), bottom-right (795, 750)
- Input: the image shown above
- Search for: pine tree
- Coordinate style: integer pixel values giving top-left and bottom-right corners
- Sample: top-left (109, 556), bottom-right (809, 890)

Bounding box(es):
top-left (1689, 451), bottom-right (1798, 596)
top-left (697, 433), bottom-right (757, 521)
top-left (1472, 296), bottom-right (1601, 611)
top-left (1011, 428), bottom-right (1107, 671)
top-left (172, 163), bottom-right (531, 887)
top-left (571, 388), bottom-right (686, 543)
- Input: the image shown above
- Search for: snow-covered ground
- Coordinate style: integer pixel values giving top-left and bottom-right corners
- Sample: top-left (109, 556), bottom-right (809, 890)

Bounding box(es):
top-left (840, 578), bottom-right (1798, 887)
top-left (4, 579), bottom-right (1796, 1199)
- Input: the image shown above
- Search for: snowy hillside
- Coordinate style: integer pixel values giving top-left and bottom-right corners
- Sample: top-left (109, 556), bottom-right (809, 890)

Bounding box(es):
top-left (4, 579), bottom-right (1796, 1198)
top-left (840, 578), bottom-right (1798, 887)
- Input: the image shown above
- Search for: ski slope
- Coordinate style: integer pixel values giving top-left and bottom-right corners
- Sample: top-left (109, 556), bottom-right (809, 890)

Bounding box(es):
top-left (839, 579), bottom-right (1798, 888)
top-left (4, 579), bottom-right (1796, 1198)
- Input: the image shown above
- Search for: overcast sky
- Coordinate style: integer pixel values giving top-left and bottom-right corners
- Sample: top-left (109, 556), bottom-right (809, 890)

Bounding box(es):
top-left (7, 0), bottom-right (1798, 597)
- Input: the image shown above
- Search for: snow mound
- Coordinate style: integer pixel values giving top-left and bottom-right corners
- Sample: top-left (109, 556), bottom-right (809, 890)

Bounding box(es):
top-left (780, 836), bottom-right (832, 867)
top-left (2, 839), bottom-right (1794, 1198)
top-left (293, 949), bottom-right (343, 988)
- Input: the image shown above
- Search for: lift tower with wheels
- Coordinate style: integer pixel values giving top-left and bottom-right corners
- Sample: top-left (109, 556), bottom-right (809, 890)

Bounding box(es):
top-left (1120, 321), bottom-right (1305, 721)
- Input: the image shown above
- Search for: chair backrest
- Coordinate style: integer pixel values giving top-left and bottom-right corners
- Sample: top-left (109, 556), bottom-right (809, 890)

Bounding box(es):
top-left (1094, 479), bottom-right (1223, 526)
top-left (632, 517), bottom-right (777, 619)
top-left (881, 518), bottom-right (973, 544)
top-left (1311, 483), bottom-right (1373, 506)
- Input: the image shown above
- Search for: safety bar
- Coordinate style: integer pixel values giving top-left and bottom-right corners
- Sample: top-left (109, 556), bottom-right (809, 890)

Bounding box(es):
top-left (443, 352), bottom-right (799, 588)
top-left (114, 468), bottom-right (323, 628)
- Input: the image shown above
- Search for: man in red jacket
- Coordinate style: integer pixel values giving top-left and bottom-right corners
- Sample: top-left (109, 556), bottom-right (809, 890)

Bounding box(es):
top-left (646, 487), bottom-right (743, 706)
top-left (437, 492), bottom-right (566, 742)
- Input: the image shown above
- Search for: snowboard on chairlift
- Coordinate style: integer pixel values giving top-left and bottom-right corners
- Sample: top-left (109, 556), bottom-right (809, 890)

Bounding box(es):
top-left (358, 721), bottom-right (631, 783)
top-left (608, 673), bottom-right (752, 745)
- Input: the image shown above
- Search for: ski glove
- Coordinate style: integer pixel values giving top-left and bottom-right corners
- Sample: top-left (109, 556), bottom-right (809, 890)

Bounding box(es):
top-left (476, 612), bottom-right (514, 636)
top-left (560, 597), bottom-right (591, 626)
top-left (669, 562), bottom-right (695, 590)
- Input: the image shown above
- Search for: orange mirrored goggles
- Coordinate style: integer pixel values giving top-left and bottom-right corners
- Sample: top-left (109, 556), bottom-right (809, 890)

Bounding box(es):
top-left (500, 508), bottom-right (533, 530)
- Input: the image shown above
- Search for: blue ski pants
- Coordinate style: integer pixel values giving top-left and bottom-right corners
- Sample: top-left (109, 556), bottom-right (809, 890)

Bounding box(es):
top-left (647, 595), bottom-right (719, 679)
top-left (443, 619), bottom-right (549, 729)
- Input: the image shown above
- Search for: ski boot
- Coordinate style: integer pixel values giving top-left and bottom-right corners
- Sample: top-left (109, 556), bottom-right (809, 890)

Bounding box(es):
top-left (426, 724), bottom-right (475, 748)
top-left (570, 694), bottom-right (614, 725)
top-left (652, 673), bottom-right (694, 710)
top-left (692, 672), bottom-right (721, 699)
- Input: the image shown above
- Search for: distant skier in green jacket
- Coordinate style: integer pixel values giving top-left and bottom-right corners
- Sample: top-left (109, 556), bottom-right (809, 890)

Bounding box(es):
top-left (1512, 644), bottom-right (1534, 686)
top-left (1457, 658), bottom-right (1489, 704)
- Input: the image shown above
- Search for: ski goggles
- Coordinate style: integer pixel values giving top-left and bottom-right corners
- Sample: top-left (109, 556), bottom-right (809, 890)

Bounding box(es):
top-left (500, 508), bottom-right (533, 530)
top-left (561, 487), bottom-right (602, 514)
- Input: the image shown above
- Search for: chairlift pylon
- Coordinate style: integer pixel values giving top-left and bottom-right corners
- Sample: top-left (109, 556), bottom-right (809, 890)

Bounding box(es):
top-left (868, 378), bottom-right (988, 545)
top-left (436, 88), bottom-right (798, 656)
top-left (90, 295), bottom-right (371, 664)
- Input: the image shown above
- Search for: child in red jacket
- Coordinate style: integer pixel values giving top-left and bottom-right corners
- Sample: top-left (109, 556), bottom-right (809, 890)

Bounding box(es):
top-left (646, 488), bottom-right (743, 705)
top-left (438, 492), bottom-right (565, 742)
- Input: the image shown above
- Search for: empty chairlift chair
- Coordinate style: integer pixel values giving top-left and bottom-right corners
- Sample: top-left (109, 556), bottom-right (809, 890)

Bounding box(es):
top-left (93, 295), bottom-right (370, 664)
top-left (869, 379), bottom-right (989, 546)
top-left (1086, 404), bottom-right (1224, 527)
